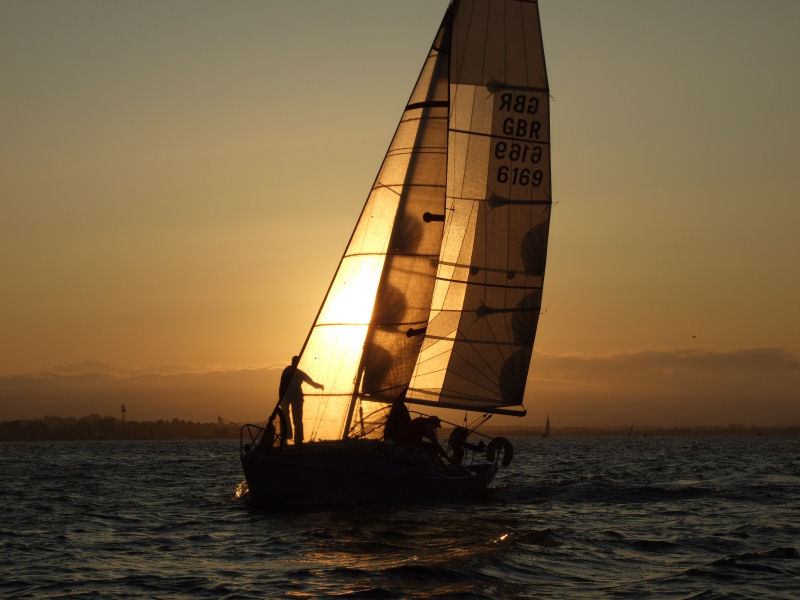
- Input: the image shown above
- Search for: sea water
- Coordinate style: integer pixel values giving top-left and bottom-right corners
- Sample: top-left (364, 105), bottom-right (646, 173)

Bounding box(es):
top-left (1, 435), bottom-right (798, 599)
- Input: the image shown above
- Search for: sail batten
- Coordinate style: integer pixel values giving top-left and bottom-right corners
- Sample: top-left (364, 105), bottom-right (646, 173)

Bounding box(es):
top-left (434, 278), bottom-right (542, 291)
top-left (416, 335), bottom-right (532, 347)
top-left (407, 100), bottom-right (450, 110)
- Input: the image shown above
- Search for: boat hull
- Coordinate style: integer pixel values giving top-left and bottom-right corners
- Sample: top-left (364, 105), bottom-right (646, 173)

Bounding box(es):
top-left (241, 439), bottom-right (498, 508)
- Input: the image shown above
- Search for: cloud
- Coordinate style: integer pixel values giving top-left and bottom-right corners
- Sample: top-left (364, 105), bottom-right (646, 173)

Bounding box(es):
top-left (0, 363), bottom-right (284, 423)
top-left (1, 348), bottom-right (798, 427)
top-left (518, 347), bottom-right (800, 428)
top-left (533, 347), bottom-right (799, 379)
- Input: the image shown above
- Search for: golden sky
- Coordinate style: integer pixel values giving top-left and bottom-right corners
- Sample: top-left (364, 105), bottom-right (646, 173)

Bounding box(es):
top-left (2, 1), bottom-right (799, 425)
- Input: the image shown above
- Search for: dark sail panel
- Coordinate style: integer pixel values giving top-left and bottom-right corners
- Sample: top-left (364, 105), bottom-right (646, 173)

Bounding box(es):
top-left (354, 18), bottom-right (452, 417)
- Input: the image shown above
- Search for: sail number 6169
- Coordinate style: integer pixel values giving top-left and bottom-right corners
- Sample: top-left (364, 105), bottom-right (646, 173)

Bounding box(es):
top-left (494, 141), bottom-right (542, 164)
top-left (497, 166), bottom-right (543, 187)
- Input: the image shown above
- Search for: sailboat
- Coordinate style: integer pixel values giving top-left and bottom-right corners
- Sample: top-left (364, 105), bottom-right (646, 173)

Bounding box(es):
top-left (241, 0), bottom-right (551, 507)
top-left (543, 414), bottom-right (550, 438)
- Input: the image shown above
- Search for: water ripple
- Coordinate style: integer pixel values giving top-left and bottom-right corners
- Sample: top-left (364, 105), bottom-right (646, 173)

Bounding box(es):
top-left (1, 437), bottom-right (798, 599)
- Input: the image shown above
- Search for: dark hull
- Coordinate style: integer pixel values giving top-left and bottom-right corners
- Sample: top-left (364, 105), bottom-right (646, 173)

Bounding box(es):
top-left (241, 439), bottom-right (498, 508)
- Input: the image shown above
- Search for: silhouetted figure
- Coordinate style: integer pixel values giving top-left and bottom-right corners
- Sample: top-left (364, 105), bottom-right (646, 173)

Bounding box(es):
top-left (400, 415), bottom-right (451, 464)
top-left (384, 389), bottom-right (412, 442)
top-left (447, 426), bottom-right (487, 465)
top-left (279, 355), bottom-right (323, 444)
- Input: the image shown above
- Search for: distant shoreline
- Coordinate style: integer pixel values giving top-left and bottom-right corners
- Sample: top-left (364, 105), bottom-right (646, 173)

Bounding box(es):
top-left (1, 415), bottom-right (798, 442)
top-left (483, 425), bottom-right (800, 438)
top-left (0, 415), bottom-right (240, 442)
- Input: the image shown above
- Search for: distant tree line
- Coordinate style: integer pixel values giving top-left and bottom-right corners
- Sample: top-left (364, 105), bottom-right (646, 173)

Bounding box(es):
top-left (2, 415), bottom-right (797, 442)
top-left (0, 415), bottom-right (242, 441)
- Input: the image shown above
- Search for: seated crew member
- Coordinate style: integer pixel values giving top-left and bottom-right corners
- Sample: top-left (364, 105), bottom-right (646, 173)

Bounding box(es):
top-left (400, 415), bottom-right (452, 464)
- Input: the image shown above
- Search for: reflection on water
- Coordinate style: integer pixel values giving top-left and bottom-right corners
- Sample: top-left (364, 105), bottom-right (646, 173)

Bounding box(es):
top-left (0, 436), bottom-right (798, 599)
top-left (233, 479), bottom-right (249, 500)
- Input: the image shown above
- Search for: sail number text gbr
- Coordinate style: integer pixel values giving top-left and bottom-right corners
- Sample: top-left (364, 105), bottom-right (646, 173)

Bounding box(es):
top-left (493, 92), bottom-right (545, 188)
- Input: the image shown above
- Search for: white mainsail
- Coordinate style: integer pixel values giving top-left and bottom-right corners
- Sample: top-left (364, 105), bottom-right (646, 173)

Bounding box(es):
top-left (286, 0), bottom-right (550, 442)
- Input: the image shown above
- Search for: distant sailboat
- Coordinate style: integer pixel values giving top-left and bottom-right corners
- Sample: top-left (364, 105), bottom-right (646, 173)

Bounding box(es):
top-left (240, 0), bottom-right (552, 507)
top-left (543, 414), bottom-right (550, 438)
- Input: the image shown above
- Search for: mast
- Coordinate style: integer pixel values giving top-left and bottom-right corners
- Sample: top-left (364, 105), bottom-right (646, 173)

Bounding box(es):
top-left (343, 8), bottom-right (454, 438)
top-left (288, 3), bottom-right (454, 443)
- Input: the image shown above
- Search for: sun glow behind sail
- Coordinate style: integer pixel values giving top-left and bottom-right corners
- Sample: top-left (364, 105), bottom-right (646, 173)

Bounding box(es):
top-left (292, 17), bottom-right (451, 442)
top-left (297, 214), bottom-right (393, 442)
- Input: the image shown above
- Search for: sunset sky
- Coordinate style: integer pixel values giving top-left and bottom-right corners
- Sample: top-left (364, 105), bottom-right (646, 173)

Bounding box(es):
top-left (2, 1), bottom-right (799, 426)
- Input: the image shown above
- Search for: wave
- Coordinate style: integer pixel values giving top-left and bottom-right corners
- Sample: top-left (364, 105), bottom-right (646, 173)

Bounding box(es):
top-left (381, 563), bottom-right (497, 582)
top-left (332, 588), bottom-right (401, 599)
top-left (493, 479), bottom-right (722, 505)
top-left (683, 546), bottom-right (800, 583)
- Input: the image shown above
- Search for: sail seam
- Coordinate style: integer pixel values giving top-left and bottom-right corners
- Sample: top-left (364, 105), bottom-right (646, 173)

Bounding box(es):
top-left (449, 127), bottom-right (550, 144)
top-left (434, 276), bottom-right (543, 290)
top-left (487, 195), bottom-right (552, 206)
top-left (386, 148), bottom-right (448, 155)
top-left (487, 82), bottom-right (548, 93)
top-left (436, 258), bottom-right (543, 275)
top-left (453, 334), bottom-right (503, 393)
top-left (373, 183), bottom-right (446, 191)
top-left (312, 322), bottom-right (371, 327)
top-left (312, 320), bottom-right (431, 329)
top-left (399, 114), bottom-right (448, 126)
top-left (343, 251), bottom-right (440, 259)
top-left (449, 348), bottom-right (503, 394)
top-left (421, 333), bottom-right (532, 347)
top-left (422, 306), bottom-right (538, 313)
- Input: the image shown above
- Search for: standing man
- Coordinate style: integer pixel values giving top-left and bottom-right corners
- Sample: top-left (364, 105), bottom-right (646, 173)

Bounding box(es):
top-left (279, 355), bottom-right (323, 444)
